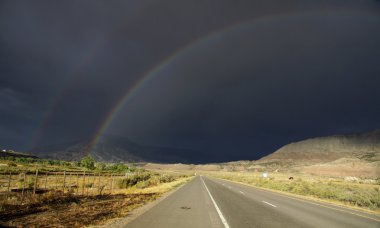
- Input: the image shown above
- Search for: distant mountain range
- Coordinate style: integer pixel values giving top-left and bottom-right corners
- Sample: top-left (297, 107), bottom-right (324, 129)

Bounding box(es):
top-left (259, 129), bottom-right (380, 163)
top-left (0, 150), bottom-right (38, 159)
top-left (29, 129), bottom-right (380, 170)
top-left (29, 134), bottom-right (199, 163)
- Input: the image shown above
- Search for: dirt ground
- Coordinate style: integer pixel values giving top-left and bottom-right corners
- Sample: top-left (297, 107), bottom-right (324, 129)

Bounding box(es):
top-left (0, 192), bottom-right (159, 227)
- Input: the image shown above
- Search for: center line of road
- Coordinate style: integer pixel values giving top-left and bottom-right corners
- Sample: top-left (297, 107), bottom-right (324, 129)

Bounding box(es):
top-left (239, 191), bottom-right (245, 194)
top-left (201, 177), bottom-right (230, 228)
top-left (262, 201), bottom-right (277, 208)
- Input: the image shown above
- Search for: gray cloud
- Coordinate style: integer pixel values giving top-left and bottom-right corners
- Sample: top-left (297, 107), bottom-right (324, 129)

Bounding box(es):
top-left (0, 0), bottom-right (379, 161)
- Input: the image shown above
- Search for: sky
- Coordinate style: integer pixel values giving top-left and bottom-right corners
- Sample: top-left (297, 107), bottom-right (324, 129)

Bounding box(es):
top-left (1, 0), bottom-right (380, 162)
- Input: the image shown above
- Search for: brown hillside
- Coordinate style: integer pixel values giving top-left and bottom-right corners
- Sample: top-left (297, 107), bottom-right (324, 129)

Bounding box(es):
top-left (259, 129), bottom-right (380, 163)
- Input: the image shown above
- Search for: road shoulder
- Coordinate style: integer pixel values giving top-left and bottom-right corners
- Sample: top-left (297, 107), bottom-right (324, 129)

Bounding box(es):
top-left (92, 177), bottom-right (194, 228)
top-left (208, 176), bottom-right (380, 221)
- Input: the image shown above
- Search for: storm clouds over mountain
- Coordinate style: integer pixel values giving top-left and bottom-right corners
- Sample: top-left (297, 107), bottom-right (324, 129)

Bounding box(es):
top-left (1, 1), bottom-right (380, 162)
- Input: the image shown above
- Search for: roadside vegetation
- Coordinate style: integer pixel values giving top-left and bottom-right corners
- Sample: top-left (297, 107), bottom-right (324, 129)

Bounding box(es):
top-left (0, 155), bottom-right (193, 227)
top-left (206, 171), bottom-right (380, 212)
top-left (0, 154), bottom-right (132, 173)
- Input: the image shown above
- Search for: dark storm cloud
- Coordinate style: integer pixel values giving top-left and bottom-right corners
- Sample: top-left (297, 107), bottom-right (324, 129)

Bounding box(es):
top-left (111, 11), bottom-right (380, 161)
top-left (0, 0), bottom-right (379, 162)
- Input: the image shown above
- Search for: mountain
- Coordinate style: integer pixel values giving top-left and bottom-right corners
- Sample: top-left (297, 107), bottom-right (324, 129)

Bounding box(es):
top-left (198, 129), bottom-right (380, 178)
top-left (259, 129), bottom-right (380, 163)
top-left (0, 150), bottom-right (38, 159)
top-left (29, 134), bottom-right (198, 163)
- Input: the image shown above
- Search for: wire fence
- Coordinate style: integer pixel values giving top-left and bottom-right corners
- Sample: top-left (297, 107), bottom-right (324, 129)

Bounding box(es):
top-left (0, 170), bottom-right (129, 205)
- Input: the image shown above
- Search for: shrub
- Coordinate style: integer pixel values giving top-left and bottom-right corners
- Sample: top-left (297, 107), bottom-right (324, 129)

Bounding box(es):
top-left (159, 175), bottom-right (176, 183)
top-left (80, 155), bottom-right (95, 170)
top-left (135, 180), bottom-right (150, 189)
top-left (116, 173), bottom-right (151, 188)
top-left (106, 164), bottom-right (129, 173)
top-left (95, 162), bottom-right (106, 171)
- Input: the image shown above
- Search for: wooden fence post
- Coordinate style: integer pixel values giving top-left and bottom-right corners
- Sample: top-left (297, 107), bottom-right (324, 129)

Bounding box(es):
top-left (20, 172), bottom-right (26, 205)
top-left (67, 173), bottom-right (71, 193)
top-left (92, 173), bottom-right (97, 195)
top-left (87, 173), bottom-right (91, 196)
top-left (89, 173), bottom-right (92, 195)
top-left (7, 172), bottom-right (11, 194)
top-left (63, 171), bottom-right (66, 193)
top-left (33, 169), bottom-right (39, 195)
top-left (76, 174), bottom-right (79, 194)
top-left (98, 173), bottom-right (101, 195)
top-left (87, 173), bottom-right (91, 195)
top-left (82, 171), bottom-right (86, 195)
top-left (90, 173), bottom-right (95, 195)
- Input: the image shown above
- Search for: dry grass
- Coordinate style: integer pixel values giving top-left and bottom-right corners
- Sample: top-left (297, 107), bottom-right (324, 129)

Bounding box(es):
top-left (0, 171), bottom-right (126, 197)
top-left (0, 192), bottom-right (159, 227)
top-left (300, 159), bottom-right (380, 178)
top-left (0, 174), bottom-right (192, 227)
top-left (119, 176), bottom-right (193, 194)
top-left (204, 171), bottom-right (380, 213)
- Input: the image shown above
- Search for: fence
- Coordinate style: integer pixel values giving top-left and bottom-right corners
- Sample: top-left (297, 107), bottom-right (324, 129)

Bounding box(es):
top-left (0, 170), bottom-right (129, 205)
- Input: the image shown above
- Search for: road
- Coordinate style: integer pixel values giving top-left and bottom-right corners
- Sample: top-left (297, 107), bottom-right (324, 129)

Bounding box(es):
top-left (125, 176), bottom-right (380, 228)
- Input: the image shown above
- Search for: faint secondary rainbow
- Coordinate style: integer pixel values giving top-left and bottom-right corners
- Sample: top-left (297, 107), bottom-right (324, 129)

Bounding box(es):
top-left (86, 10), bottom-right (378, 153)
top-left (29, 16), bottom-right (137, 149)
top-left (29, 45), bottom-right (102, 148)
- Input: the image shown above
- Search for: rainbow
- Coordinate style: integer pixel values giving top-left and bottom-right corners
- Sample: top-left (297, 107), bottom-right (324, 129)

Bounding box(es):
top-left (30, 9), bottom-right (377, 152)
top-left (85, 11), bottom-right (324, 152)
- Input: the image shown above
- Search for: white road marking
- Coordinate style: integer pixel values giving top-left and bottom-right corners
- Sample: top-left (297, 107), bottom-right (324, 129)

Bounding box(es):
top-left (201, 177), bottom-right (230, 228)
top-left (262, 201), bottom-right (277, 208)
top-left (213, 177), bottom-right (380, 223)
top-left (239, 191), bottom-right (245, 195)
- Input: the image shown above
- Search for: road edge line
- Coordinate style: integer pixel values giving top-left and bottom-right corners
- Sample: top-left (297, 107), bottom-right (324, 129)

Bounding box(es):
top-left (201, 176), bottom-right (230, 228)
top-left (211, 176), bottom-right (380, 222)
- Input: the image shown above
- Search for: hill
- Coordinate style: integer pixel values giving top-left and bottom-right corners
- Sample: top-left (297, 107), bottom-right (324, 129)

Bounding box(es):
top-left (29, 134), bottom-right (199, 164)
top-left (259, 129), bottom-right (380, 163)
top-left (0, 150), bottom-right (38, 159)
top-left (252, 129), bottom-right (380, 178)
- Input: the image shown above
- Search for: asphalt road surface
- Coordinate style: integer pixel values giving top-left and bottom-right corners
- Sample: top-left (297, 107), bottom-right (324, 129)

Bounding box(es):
top-left (125, 176), bottom-right (380, 228)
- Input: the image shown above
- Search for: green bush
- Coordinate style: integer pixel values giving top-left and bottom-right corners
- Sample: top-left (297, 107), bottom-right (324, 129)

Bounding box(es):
top-left (95, 162), bottom-right (106, 171)
top-left (106, 163), bottom-right (129, 173)
top-left (80, 155), bottom-right (95, 170)
top-left (117, 173), bottom-right (152, 188)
